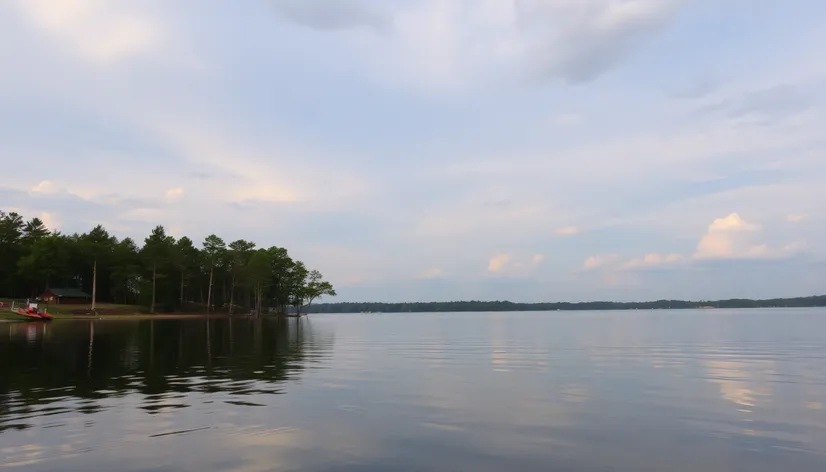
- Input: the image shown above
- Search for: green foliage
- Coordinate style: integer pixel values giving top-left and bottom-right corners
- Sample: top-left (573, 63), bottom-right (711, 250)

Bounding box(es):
top-left (17, 233), bottom-right (70, 292)
top-left (247, 249), bottom-right (272, 315)
top-left (0, 209), bottom-right (336, 315)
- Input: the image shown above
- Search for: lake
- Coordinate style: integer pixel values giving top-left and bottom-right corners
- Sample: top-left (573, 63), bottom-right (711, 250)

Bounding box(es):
top-left (2, 309), bottom-right (826, 471)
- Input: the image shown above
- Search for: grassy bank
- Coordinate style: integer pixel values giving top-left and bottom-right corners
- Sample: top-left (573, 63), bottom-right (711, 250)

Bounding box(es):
top-left (0, 311), bottom-right (250, 321)
top-left (1, 301), bottom-right (258, 321)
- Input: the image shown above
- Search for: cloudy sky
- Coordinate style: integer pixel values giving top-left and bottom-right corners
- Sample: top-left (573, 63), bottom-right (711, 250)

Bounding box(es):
top-left (1, 0), bottom-right (825, 303)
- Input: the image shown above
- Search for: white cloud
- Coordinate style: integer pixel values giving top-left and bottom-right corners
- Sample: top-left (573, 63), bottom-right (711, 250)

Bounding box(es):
top-left (29, 180), bottom-right (57, 195)
top-left (415, 268), bottom-right (444, 280)
top-left (487, 253), bottom-right (545, 277)
top-left (342, 276), bottom-right (365, 287)
top-left (164, 188), bottom-right (185, 201)
top-left (623, 253), bottom-right (683, 269)
top-left (39, 211), bottom-right (60, 231)
top-left (488, 254), bottom-right (511, 273)
top-left (2, 0), bottom-right (824, 302)
top-left (583, 254), bottom-right (620, 270)
top-left (121, 208), bottom-right (165, 224)
top-left (555, 226), bottom-right (581, 236)
top-left (12, 0), bottom-right (160, 64)
top-left (690, 213), bottom-right (808, 261)
top-left (693, 213), bottom-right (765, 260)
top-left (270, 0), bottom-right (392, 32)
top-left (285, 0), bottom-right (687, 91)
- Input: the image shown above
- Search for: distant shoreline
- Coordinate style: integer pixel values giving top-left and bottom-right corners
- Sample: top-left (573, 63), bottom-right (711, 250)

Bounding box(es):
top-left (303, 295), bottom-right (826, 314)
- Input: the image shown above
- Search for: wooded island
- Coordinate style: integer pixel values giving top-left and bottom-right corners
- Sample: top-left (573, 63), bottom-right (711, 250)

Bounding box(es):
top-left (0, 210), bottom-right (335, 315)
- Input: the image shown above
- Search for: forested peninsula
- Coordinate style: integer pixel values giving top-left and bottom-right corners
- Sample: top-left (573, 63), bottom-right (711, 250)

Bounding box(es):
top-left (0, 211), bottom-right (335, 315)
top-left (306, 296), bottom-right (826, 313)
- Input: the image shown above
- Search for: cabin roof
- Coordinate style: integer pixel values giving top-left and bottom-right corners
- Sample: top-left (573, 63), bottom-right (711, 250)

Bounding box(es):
top-left (44, 288), bottom-right (90, 298)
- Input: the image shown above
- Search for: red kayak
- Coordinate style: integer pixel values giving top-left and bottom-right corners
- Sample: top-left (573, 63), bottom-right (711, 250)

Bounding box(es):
top-left (14, 308), bottom-right (53, 321)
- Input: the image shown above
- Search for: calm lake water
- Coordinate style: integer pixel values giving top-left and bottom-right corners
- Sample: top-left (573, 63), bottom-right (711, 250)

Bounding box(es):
top-left (2, 309), bottom-right (826, 471)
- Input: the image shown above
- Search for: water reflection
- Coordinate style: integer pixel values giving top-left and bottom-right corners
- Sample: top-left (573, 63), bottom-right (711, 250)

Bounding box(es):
top-left (1, 310), bottom-right (826, 471)
top-left (2, 318), bottom-right (329, 404)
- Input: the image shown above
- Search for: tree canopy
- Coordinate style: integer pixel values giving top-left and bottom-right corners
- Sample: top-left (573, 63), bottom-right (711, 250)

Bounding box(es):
top-left (0, 210), bottom-right (335, 315)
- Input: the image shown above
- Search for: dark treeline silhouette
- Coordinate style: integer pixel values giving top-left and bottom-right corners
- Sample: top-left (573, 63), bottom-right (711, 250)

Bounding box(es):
top-left (0, 210), bottom-right (335, 314)
top-left (306, 295), bottom-right (826, 313)
top-left (0, 317), bottom-right (332, 425)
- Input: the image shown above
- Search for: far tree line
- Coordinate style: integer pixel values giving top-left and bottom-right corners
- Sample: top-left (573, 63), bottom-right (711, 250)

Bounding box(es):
top-left (0, 210), bottom-right (335, 315)
top-left (305, 296), bottom-right (826, 313)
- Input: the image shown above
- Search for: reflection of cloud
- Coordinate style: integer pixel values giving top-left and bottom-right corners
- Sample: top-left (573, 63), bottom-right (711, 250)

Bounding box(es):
top-left (705, 359), bottom-right (775, 411)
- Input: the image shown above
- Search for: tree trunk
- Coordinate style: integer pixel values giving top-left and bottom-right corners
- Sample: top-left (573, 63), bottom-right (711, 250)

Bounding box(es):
top-left (258, 285), bottom-right (264, 316)
top-left (91, 257), bottom-right (97, 311)
top-left (180, 270), bottom-right (185, 309)
top-left (222, 280), bottom-right (227, 312)
top-left (229, 271), bottom-right (236, 315)
top-left (206, 265), bottom-right (214, 313)
top-left (150, 261), bottom-right (157, 314)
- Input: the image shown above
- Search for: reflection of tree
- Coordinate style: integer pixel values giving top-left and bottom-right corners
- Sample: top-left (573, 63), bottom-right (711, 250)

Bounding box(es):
top-left (0, 318), bottom-right (332, 418)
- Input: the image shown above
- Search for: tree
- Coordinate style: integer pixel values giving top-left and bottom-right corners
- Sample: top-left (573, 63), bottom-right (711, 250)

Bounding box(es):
top-left (0, 212), bottom-right (25, 297)
top-left (17, 233), bottom-right (70, 294)
top-left (142, 226), bottom-right (175, 314)
top-left (110, 237), bottom-right (140, 304)
top-left (201, 234), bottom-right (226, 313)
top-left (266, 246), bottom-right (293, 315)
top-left (246, 249), bottom-right (271, 316)
top-left (22, 217), bottom-right (49, 244)
top-left (81, 225), bottom-right (115, 310)
top-left (227, 239), bottom-right (256, 314)
top-left (173, 236), bottom-right (200, 308)
top-left (302, 269), bottom-right (336, 313)
top-left (287, 261), bottom-right (309, 315)
top-left (0, 210), bottom-right (336, 314)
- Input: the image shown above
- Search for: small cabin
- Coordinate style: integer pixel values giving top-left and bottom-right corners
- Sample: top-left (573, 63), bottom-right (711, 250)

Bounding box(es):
top-left (41, 288), bottom-right (91, 305)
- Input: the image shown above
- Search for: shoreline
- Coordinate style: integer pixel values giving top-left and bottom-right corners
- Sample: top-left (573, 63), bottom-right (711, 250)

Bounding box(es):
top-left (0, 313), bottom-right (303, 321)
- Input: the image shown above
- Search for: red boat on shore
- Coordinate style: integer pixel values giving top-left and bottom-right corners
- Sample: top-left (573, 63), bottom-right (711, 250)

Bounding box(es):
top-left (11, 302), bottom-right (53, 321)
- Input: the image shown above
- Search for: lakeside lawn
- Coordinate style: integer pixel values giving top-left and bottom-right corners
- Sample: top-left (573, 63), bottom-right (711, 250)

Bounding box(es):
top-left (0, 300), bottom-right (256, 320)
top-left (1, 300), bottom-right (141, 319)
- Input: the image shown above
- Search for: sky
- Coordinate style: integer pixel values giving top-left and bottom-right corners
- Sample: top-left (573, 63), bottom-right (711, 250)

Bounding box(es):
top-left (1, 0), bottom-right (825, 303)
